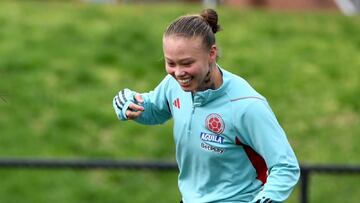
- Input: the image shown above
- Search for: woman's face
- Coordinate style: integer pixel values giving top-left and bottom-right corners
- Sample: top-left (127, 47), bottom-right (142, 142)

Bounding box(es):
top-left (163, 36), bottom-right (217, 92)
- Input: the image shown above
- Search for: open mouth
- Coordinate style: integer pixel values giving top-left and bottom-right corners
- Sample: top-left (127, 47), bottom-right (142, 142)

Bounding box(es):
top-left (178, 78), bottom-right (191, 85)
top-left (177, 78), bottom-right (192, 86)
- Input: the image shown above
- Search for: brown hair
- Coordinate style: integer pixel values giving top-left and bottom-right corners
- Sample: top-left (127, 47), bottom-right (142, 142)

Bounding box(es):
top-left (164, 8), bottom-right (221, 50)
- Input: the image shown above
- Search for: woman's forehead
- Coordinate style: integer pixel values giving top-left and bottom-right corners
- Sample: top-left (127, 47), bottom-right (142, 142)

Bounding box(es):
top-left (163, 36), bottom-right (205, 55)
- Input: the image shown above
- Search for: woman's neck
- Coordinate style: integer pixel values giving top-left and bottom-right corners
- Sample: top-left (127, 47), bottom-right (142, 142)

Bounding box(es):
top-left (196, 63), bottom-right (223, 92)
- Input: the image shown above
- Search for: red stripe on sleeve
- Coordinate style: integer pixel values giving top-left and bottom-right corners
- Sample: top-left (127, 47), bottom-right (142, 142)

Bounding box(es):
top-left (236, 136), bottom-right (268, 185)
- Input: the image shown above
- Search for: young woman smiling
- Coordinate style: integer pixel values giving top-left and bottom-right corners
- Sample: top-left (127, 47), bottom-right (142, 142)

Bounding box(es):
top-left (113, 9), bottom-right (300, 203)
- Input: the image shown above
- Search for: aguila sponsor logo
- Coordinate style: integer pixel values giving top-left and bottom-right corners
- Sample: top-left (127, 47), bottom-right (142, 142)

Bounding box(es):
top-left (200, 132), bottom-right (224, 144)
top-left (205, 113), bottom-right (225, 134)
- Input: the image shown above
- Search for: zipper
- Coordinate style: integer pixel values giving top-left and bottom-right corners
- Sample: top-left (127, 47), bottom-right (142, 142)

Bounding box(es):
top-left (188, 105), bottom-right (195, 135)
top-left (188, 93), bottom-right (196, 136)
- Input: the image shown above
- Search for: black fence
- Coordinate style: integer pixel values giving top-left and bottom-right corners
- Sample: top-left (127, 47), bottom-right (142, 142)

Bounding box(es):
top-left (0, 158), bottom-right (359, 203)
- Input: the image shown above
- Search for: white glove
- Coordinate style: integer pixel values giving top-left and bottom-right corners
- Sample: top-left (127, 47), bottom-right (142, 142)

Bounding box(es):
top-left (253, 197), bottom-right (273, 203)
top-left (113, 88), bottom-right (143, 120)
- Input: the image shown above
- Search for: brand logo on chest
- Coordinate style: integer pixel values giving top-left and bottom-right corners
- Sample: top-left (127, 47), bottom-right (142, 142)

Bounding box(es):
top-left (173, 98), bottom-right (180, 109)
top-left (201, 142), bottom-right (224, 154)
top-left (205, 113), bottom-right (225, 134)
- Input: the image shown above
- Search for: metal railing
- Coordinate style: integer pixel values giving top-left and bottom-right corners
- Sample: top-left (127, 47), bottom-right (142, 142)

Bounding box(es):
top-left (0, 158), bottom-right (177, 170)
top-left (0, 158), bottom-right (359, 203)
top-left (299, 164), bottom-right (360, 203)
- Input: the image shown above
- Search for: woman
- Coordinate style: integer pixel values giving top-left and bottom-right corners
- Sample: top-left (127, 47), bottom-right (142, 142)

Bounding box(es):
top-left (113, 9), bottom-right (300, 203)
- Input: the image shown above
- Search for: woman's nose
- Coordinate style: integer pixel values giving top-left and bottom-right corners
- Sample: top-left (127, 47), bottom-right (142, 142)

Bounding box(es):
top-left (175, 68), bottom-right (185, 77)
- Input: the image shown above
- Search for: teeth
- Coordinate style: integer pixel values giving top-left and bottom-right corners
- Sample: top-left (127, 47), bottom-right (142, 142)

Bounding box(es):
top-left (178, 78), bottom-right (191, 84)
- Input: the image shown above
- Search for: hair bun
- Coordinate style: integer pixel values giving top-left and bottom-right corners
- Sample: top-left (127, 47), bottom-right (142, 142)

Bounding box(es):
top-left (200, 8), bottom-right (221, 34)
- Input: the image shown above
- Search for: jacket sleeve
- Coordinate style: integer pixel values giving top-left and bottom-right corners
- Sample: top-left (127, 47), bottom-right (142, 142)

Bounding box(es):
top-left (134, 75), bottom-right (173, 125)
top-left (241, 100), bottom-right (300, 202)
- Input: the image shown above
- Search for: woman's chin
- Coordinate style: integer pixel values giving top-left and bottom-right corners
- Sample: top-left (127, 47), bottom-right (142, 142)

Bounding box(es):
top-left (180, 87), bottom-right (193, 92)
top-left (179, 84), bottom-right (194, 92)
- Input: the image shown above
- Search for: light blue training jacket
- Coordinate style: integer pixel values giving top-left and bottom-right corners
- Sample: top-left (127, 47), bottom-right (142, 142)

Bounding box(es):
top-left (113, 67), bottom-right (300, 203)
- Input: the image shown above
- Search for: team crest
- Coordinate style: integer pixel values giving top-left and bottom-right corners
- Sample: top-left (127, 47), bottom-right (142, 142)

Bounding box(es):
top-left (205, 113), bottom-right (225, 134)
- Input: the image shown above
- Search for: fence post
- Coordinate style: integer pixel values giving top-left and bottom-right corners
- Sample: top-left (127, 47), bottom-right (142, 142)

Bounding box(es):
top-left (300, 167), bottom-right (310, 203)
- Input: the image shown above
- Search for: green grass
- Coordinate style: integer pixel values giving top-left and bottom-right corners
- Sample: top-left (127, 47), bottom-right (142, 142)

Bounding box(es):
top-left (0, 1), bottom-right (359, 202)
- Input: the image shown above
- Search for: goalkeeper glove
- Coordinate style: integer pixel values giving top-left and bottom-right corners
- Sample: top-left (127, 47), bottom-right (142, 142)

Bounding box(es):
top-left (113, 88), bottom-right (143, 120)
top-left (253, 197), bottom-right (273, 203)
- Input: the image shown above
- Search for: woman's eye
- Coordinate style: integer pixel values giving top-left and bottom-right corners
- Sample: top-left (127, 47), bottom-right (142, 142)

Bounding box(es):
top-left (183, 62), bottom-right (193, 67)
top-left (167, 62), bottom-right (176, 67)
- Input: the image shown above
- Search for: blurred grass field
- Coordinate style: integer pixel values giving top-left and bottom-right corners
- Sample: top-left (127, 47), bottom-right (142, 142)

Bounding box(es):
top-left (0, 1), bottom-right (359, 202)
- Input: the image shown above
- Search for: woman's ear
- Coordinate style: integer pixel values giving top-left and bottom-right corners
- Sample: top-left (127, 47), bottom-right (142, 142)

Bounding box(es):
top-left (209, 44), bottom-right (217, 63)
